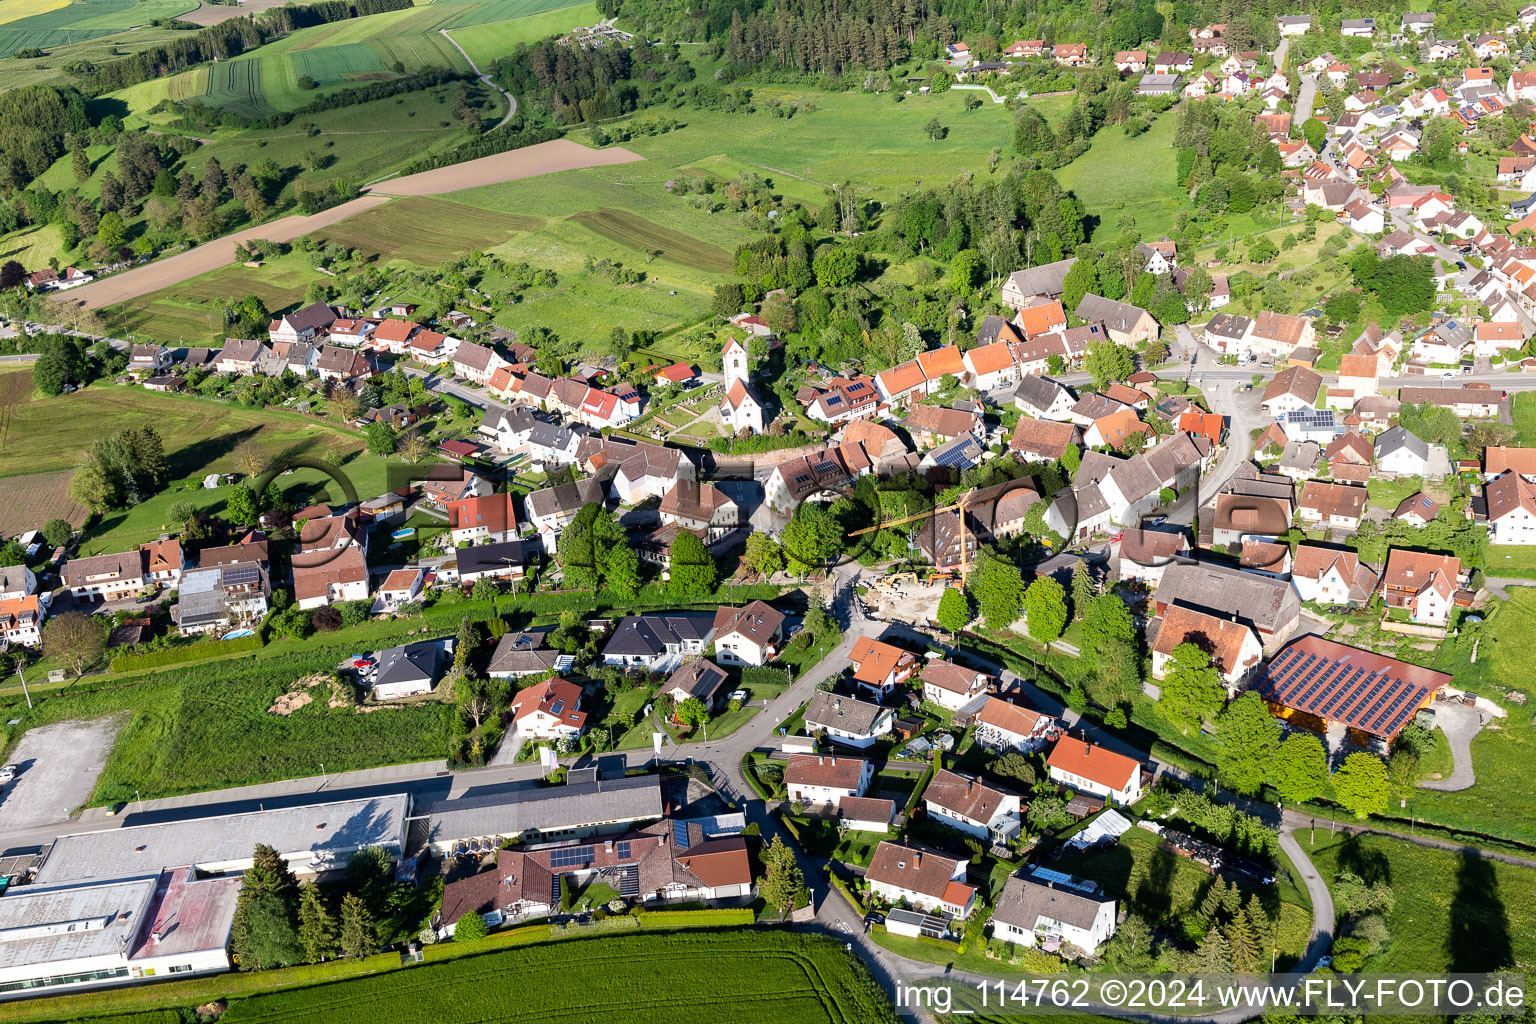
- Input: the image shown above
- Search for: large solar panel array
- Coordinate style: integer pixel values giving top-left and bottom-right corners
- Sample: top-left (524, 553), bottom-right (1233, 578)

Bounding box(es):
top-left (548, 844), bottom-right (595, 869)
top-left (1255, 644), bottom-right (1431, 739)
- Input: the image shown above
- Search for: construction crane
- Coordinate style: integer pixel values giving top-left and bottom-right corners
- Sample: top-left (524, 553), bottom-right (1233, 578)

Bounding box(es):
top-left (848, 489), bottom-right (978, 580)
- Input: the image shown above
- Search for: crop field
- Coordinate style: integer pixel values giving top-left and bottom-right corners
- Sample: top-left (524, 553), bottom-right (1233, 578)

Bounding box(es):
top-left (570, 208), bottom-right (735, 273)
top-left (1056, 109), bottom-right (1183, 243)
top-left (449, 0), bottom-right (598, 67)
top-left (1308, 832), bottom-right (1536, 973)
top-left (0, 0), bottom-right (68, 27)
top-left (212, 931), bottom-right (897, 1024)
top-left (312, 196), bottom-right (543, 264)
top-left (0, 470), bottom-right (85, 536)
top-left (433, 0), bottom-right (593, 29)
top-left (204, 56), bottom-right (272, 117)
top-left (0, 0), bottom-right (194, 56)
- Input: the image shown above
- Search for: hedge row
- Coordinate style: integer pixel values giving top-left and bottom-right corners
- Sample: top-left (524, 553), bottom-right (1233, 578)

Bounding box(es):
top-left (637, 908), bottom-right (754, 929)
top-left (109, 633), bottom-right (264, 674)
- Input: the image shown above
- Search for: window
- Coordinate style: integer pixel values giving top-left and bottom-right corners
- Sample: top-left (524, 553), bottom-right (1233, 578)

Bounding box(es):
top-left (170, 964), bottom-right (194, 974)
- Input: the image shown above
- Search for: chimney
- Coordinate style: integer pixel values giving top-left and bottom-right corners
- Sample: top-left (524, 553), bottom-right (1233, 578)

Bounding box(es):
top-left (818, 756), bottom-right (824, 766)
top-left (151, 930), bottom-right (161, 944)
top-left (914, 852), bottom-right (921, 866)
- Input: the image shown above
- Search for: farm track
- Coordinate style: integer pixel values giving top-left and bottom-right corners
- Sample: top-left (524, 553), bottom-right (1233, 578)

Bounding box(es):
top-left (67, 140), bottom-right (642, 310)
top-left (438, 25), bottom-right (516, 128)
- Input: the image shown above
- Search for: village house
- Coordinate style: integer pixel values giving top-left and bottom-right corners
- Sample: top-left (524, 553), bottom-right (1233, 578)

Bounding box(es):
top-left (992, 875), bottom-right (1118, 956)
top-left (924, 769), bottom-right (1022, 842)
top-left (508, 676), bottom-right (587, 740)
top-left (600, 613), bottom-right (714, 671)
top-left (1152, 605), bottom-right (1263, 694)
top-left (292, 548), bottom-right (369, 610)
top-left (1075, 294), bottom-right (1158, 346)
top-left (1290, 545), bottom-right (1378, 607)
top-left (660, 658), bottom-right (732, 715)
top-left (1047, 738), bottom-right (1143, 806)
top-left (1486, 470), bottom-right (1536, 544)
top-left (1381, 549), bottom-right (1461, 626)
top-left (444, 492), bottom-right (518, 546)
top-left (972, 696), bottom-right (1057, 753)
top-left (921, 660), bottom-right (992, 711)
top-left (60, 550), bottom-right (147, 602)
top-left (785, 753), bottom-right (872, 810)
top-left (848, 635), bottom-right (917, 700)
top-left (1260, 366), bottom-right (1323, 416)
top-left (866, 842), bottom-right (976, 918)
top-left (1393, 493), bottom-right (1439, 528)
top-left (803, 690), bottom-right (895, 749)
top-left (267, 302), bottom-right (335, 345)
top-left (371, 567), bottom-right (426, 614)
top-left (1298, 481), bottom-right (1367, 531)
top-left (1375, 426), bottom-right (1436, 477)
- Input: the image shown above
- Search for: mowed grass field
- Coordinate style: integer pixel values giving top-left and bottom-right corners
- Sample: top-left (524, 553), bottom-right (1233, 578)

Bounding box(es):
top-left (1056, 108), bottom-right (1183, 243)
top-left (0, 367), bottom-right (395, 551)
top-left (449, 0), bottom-right (597, 67)
top-left (1308, 832), bottom-right (1536, 972)
top-left (311, 195), bottom-right (543, 263)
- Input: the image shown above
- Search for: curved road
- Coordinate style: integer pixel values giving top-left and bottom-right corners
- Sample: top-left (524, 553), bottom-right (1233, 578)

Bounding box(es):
top-left (440, 28), bottom-right (518, 129)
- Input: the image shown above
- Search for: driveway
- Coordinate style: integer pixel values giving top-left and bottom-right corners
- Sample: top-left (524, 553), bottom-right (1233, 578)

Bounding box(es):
top-left (1418, 700), bottom-right (1484, 792)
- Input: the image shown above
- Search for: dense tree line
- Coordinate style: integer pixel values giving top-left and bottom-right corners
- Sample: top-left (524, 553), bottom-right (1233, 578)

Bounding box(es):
top-left (0, 85), bottom-right (88, 194)
top-left (489, 39), bottom-right (738, 124)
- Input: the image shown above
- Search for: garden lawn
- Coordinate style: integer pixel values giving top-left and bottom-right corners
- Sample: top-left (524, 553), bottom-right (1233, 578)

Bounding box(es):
top-left (1056, 111), bottom-right (1182, 243)
top-left (1366, 475), bottom-right (1424, 512)
top-left (1485, 545), bottom-right (1536, 572)
top-left (1512, 392), bottom-right (1536, 446)
top-left (1052, 827), bottom-right (1310, 961)
top-left (1307, 831), bottom-right (1536, 972)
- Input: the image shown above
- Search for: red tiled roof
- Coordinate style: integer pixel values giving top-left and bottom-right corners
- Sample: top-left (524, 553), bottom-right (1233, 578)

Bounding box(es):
top-left (1046, 738), bottom-right (1140, 791)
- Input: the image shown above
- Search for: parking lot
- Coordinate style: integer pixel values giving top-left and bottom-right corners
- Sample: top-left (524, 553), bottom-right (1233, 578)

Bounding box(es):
top-left (0, 717), bottom-right (123, 830)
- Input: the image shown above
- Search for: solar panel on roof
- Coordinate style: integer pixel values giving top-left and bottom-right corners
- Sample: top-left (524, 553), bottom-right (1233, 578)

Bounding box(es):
top-left (222, 565), bottom-right (260, 586)
top-left (549, 844), bottom-right (594, 868)
top-left (673, 820), bottom-right (689, 849)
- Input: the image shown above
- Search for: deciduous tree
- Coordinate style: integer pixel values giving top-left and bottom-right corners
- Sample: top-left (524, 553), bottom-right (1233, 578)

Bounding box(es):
top-left (1271, 732), bottom-right (1331, 805)
top-left (1157, 642), bottom-right (1224, 734)
top-left (1021, 576), bottom-right (1067, 641)
top-left (1213, 693), bottom-right (1281, 795)
top-left (1333, 752), bottom-right (1389, 819)
top-left (42, 611), bottom-right (102, 676)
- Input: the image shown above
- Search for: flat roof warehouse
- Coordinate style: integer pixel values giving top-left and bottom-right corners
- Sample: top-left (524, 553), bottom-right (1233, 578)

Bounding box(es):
top-left (32, 795), bottom-right (409, 886)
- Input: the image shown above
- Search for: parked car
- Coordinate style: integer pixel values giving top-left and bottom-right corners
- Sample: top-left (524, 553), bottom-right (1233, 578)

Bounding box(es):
top-left (0, 765), bottom-right (18, 785)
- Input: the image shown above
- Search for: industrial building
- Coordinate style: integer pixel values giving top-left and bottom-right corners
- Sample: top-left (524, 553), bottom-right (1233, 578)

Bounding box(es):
top-left (33, 796), bottom-right (409, 887)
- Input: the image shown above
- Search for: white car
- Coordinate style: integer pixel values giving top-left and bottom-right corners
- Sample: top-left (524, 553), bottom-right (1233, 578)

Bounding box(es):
top-left (0, 764), bottom-right (18, 785)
